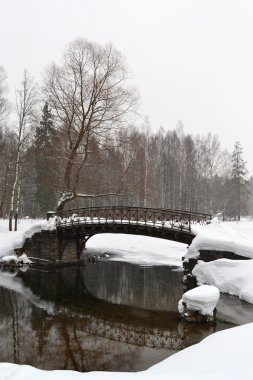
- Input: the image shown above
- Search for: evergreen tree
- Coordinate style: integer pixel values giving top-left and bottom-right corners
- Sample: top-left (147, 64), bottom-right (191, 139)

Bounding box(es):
top-left (231, 141), bottom-right (248, 220)
top-left (34, 102), bottom-right (58, 214)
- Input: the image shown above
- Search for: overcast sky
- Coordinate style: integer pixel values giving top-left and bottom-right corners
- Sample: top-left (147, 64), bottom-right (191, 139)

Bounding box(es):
top-left (1, 0), bottom-right (253, 173)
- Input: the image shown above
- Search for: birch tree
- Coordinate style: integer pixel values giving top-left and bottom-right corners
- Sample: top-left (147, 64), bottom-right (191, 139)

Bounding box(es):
top-left (44, 38), bottom-right (137, 211)
top-left (9, 71), bottom-right (37, 230)
top-left (0, 129), bottom-right (15, 218)
top-left (0, 68), bottom-right (13, 218)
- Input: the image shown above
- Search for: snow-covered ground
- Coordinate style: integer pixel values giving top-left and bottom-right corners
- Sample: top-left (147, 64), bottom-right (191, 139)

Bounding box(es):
top-left (185, 220), bottom-right (253, 304)
top-left (0, 218), bottom-right (55, 259)
top-left (193, 259), bottom-right (253, 304)
top-left (188, 220), bottom-right (253, 260)
top-left (0, 322), bottom-right (253, 379)
top-left (86, 233), bottom-right (187, 266)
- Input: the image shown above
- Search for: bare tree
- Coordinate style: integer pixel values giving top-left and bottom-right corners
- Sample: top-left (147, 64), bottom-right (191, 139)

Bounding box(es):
top-left (44, 38), bottom-right (137, 211)
top-left (0, 66), bottom-right (9, 128)
top-left (9, 71), bottom-right (37, 230)
top-left (0, 129), bottom-right (16, 218)
top-left (232, 141), bottom-right (248, 220)
top-left (205, 133), bottom-right (221, 212)
top-left (0, 68), bottom-right (13, 218)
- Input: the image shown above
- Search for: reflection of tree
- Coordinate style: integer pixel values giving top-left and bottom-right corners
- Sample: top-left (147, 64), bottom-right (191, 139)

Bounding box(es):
top-left (9, 292), bottom-right (20, 363)
top-left (31, 310), bottom-right (53, 356)
top-left (60, 317), bottom-right (79, 371)
top-left (72, 318), bottom-right (88, 371)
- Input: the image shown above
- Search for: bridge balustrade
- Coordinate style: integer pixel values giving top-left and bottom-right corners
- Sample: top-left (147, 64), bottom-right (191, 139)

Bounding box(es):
top-left (53, 206), bottom-right (211, 233)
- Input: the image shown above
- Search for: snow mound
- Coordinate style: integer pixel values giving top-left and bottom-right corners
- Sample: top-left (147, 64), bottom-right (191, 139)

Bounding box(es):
top-left (0, 253), bottom-right (32, 266)
top-left (193, 259), bottom-right (253, 304)
top-left (186, 222), bottom-right (253, 261)
top-left (0, 255), bottom-right (19, 264)
top-left (178, 285), bottom-right (220, 315)
top-left (0, 219), bottom-right (55, 259)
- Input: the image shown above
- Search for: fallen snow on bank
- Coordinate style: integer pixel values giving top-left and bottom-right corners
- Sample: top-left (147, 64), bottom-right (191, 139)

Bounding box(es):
top-left (187, 221), bottom-right (253, 261)
top-left (0, 253), bottom-right (32, 265)
top-left (0, 218), bottom-right (55, 258)
top-left (193, 259), bottom-right (253, 304)
top-left (87, 233), bottom-right (187, 266)
top-left (178, 285), bottom-right (220, 315)
top-left (1, 322), bottom-right (253, 379)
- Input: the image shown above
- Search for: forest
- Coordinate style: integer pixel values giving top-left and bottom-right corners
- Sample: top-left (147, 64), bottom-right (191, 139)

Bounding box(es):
top-left (0, 38), bottom-right (251, 222)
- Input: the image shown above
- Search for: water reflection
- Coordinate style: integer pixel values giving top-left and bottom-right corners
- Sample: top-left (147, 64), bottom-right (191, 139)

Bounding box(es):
top-left (216, 293), bottom-right (253, 325)
top-left (0, 263), bottom-right (241, 372)
top-left (83, 261), bottom-right (183, 311)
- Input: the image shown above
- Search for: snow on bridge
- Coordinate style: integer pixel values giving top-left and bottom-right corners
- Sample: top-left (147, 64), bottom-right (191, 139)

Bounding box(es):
top-left (52, 206), bottom-right (211, 248)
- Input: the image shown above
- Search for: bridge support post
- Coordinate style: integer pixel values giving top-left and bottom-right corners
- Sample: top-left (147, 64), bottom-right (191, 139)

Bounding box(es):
top-left (56, 231), bottom-right (94, 262)
top-left (76, 235), bottom-right (93, 259)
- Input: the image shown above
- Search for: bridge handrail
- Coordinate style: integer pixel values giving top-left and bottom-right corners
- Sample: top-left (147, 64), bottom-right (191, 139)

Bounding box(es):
top-left (53, 206), bottom-right (212, 219)
top-left (50, 206), bottom-right (211, 234)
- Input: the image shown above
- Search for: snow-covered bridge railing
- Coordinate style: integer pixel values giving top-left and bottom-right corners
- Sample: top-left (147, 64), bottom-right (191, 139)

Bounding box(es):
top-left (52, 206), bottom-right (211, 233)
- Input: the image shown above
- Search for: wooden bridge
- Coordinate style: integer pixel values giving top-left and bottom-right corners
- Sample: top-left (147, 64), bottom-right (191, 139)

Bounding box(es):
top-left (47, 206), bottom-right (211, 260)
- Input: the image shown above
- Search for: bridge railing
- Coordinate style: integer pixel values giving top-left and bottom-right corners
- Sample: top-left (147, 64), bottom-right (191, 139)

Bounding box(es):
top-left (51, 206), bottom-right (211, 233)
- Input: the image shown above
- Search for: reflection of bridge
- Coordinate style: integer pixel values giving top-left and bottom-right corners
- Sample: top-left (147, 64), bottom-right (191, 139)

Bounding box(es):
top-left (54, 309), bottom-right (183, 350)
top-left (52, 206), bottom-right (211, 259)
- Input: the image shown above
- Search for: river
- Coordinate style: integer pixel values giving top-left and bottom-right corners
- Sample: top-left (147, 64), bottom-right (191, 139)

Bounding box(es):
top-left (0, 259), bottom-right (253, 372)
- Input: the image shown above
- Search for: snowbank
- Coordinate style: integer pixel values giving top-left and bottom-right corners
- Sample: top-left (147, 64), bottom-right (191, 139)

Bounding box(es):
top-left (193, 259), bottom-right (253, 304)
top-left (178, 285), bottom-right (220, 316)
top-left (187, 222), bottom-right (253, 261)
top-left (0, 322), bottom-right (253, 379)
top-left (87, 233), bottom-right (187, 266)
top-left (0, 255), bottom-right (18, 264)
top-left (0, 218), bottom-right (55, 259)
top-left (0, 253), bottom-right (32, 265)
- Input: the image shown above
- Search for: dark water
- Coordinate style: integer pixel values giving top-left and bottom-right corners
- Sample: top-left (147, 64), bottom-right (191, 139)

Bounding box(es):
top-left (0, 261), bottom-right (252, 372)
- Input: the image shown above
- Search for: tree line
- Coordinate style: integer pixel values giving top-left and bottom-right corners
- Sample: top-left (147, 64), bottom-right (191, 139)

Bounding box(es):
top-left (0, 38), bottom-right (251, 227)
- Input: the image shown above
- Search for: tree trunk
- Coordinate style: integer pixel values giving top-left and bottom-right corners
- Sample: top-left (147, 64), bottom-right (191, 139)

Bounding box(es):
top-left (9, 209), bottom-right (13, 231)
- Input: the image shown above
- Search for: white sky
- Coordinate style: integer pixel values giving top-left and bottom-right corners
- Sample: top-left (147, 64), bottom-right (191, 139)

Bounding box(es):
top-left (1, 0), bottom-right (253, 173)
